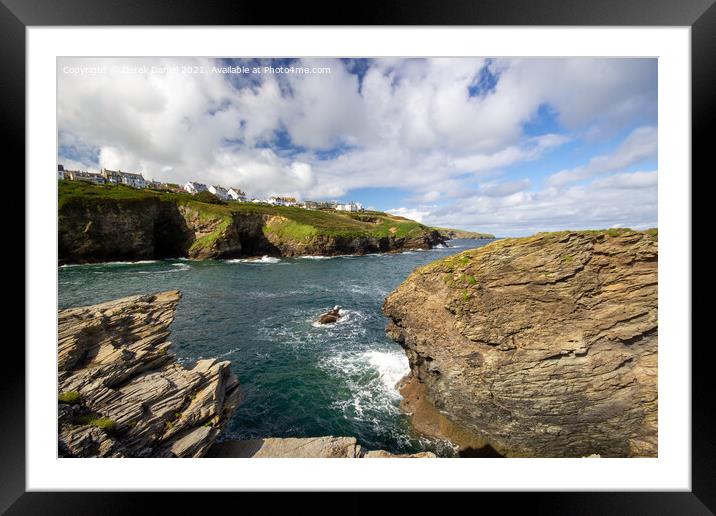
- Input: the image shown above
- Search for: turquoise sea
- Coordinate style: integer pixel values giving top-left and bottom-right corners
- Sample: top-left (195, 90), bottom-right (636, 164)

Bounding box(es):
top-left (58, 239), bottom-right (494, 455)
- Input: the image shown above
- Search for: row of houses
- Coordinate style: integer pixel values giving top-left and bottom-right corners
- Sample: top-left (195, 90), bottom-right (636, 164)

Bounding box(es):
top-left (303, 200), bottom-right (364, 212)
top-left (58, 165), bottom-right (156, 189)
top-left (182, 181), bottom-right (363, 211)
top-left (184, 181), bottom-right (247, 201)
top-left (58, 164), bottom-right (364, 212)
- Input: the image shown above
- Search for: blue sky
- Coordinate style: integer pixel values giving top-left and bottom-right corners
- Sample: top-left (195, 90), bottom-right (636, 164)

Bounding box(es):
top-left (58, 57), bottom-right (657, 236)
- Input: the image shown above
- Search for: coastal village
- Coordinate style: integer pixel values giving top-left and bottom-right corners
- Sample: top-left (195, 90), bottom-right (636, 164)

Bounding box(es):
top-left (57, 164), bottom-right (365, 212)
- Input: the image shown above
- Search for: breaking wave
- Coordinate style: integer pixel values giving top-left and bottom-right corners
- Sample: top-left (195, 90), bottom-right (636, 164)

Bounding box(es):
top-left (320, 348), bottom-right (409, 426)
top-left (59, 260), bottom-right (159, 268)
top-left (226, 255), bottom-right (281, 264)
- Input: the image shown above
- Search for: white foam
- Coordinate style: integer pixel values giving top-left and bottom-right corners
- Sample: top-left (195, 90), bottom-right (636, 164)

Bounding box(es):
top-left (303, 253), bottom-right (362, 259)
top-left (320, 347), bottom-right (410, 427)
top-left (59, 260), bottom-right (158, 268)
top-left (226, 255), bottom-right (281, 264)
top-left (106, 260), bottom-right (158, 266)
top-left (362, 350), bottom-right (410, 395)
top-left (298, 255), bottom-right (334, 260)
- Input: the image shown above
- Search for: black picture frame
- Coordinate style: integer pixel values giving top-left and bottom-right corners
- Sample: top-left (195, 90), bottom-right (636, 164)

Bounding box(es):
top-left (4, 0), bottom-right (708, 512)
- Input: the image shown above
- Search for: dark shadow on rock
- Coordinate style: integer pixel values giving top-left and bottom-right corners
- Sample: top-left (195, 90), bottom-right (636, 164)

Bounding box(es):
top-left (458, 444), bottom-right (504, 458)
top-left (205, 439), bottom-right (266, 458)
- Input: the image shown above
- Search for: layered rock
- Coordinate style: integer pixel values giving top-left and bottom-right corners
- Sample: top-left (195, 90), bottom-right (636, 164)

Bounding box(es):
top-left (383, 230), bottom-right (658, 458)
top-left (207, 437), bottom-right (435, 458)
top-left (58, 290), bottom-right (240, 457)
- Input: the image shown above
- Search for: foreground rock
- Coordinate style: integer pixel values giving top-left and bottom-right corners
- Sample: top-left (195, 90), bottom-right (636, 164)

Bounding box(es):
top-left (383, 229), bottom-right (658, 458)
top-left (58, 290), bottom-right (241, 457)
top-left (208, 437), bottom-right (435, 458)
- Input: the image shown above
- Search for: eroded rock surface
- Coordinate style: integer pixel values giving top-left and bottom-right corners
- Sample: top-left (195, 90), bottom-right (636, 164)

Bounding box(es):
top-left (383, 230), bottom-right (658, 458)
top-left (58, 290), bottom-right (240, 457)
top-left (207, 437), bottom-right (436, 458)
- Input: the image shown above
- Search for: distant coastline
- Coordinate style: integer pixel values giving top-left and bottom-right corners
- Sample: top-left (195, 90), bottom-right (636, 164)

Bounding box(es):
top-left (431, 227), bottom-right (496, 240)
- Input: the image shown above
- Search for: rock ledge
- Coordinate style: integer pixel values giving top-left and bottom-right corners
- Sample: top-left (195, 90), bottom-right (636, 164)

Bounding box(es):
top-left (58, 290), bottom-right (240, 457)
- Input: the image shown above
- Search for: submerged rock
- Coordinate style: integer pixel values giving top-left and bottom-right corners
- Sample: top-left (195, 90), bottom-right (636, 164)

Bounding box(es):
top-left (383, 229), bottom-right (658, 458)
top-left (316, 306), bottom-right (342, 325)
top-left (58, 290), bottom-right (241, 457)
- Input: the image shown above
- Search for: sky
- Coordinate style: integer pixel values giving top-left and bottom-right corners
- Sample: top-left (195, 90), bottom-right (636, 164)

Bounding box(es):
top-left (57, 57), bottom-right (657, 237)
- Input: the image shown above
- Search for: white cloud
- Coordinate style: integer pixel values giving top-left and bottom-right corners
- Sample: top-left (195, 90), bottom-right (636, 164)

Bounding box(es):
top-left (592, 170), bottom-right (658, 189)
top-left (401, 170), bottom-right (657, 236)
top-left (386, 207), bottom-right (433, 223)
top-left (547, 126), bottom-right (657, 186)
top-left (58, 57), bottom-right (657, 234)
top-left (479, 179), bottom-right (532, 197)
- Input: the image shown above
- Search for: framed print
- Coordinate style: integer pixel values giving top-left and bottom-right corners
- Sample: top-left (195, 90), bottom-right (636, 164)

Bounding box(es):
top-left (5, 0), bottom-right (710, 512)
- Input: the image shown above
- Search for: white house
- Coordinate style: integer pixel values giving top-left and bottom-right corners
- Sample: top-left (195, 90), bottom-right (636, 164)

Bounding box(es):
top-left (208, 185), bottom-right (229, 200)
top-left (336, 202), bottom-right (364, 212)
top-left (268, 196), bottom-right (298, 207)
top-left (227, 187), bottom-right (246, 202)
top-left (184, 181), bottom-right (208, 195)
top-left (67, 170), bottom-right (106, 184)
top-left (58, 164), bottom-right (65, 180)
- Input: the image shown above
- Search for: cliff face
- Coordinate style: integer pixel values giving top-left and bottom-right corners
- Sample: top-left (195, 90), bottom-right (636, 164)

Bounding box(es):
top-left (383, 230), bottom-right (658, 458)
top-left (58, 195), bottom-right (444, 264)
top-left (58, 290), bottom-right (240, 458)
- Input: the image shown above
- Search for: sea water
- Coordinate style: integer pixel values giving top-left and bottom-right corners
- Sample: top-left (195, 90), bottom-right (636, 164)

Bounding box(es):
top-left (58, 239), bottom-right (494, 455)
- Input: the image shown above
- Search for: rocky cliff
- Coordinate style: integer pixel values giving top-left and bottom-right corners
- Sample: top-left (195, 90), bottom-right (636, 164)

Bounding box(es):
top-left (58, 181), bottom-right (444, 264)
top-left (58, 290), bottom-right (241, 457)
top-left (383, 229), bottom-right (658, 458)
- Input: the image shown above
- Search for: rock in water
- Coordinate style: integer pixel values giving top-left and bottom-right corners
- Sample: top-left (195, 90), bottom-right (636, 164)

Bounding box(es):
top-left (317, 306), bottom-right (342, 325)
top-left (58, 290), bottom-right (241, 457)
top-left (382, 230), bottom-right (658, 458)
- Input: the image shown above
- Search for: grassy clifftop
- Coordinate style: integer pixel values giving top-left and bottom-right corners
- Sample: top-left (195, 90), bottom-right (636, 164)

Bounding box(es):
top-left (59, 181), bottom-right (427, 239)
top-left (58, 181), bottom-right (443, 262)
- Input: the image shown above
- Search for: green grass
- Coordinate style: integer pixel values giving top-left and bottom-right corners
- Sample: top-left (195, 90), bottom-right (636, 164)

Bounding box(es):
top-left (58, 391), bottom-right (81, 404)
top-left (188, 217), bottom-right (232, 253)
top-left (263, 218), bottom-right (318, 242)
top-left (77, 414), bottom-right (116, 433)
